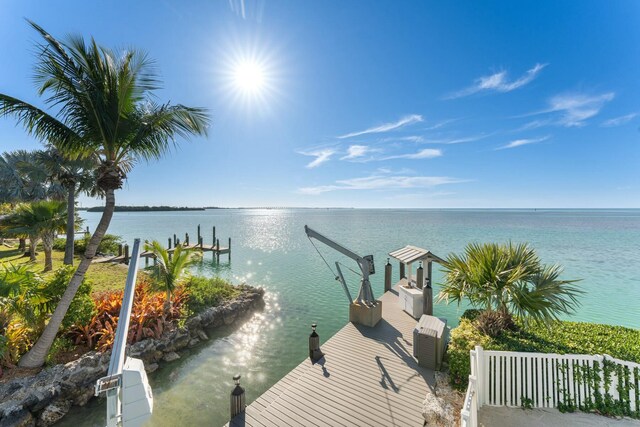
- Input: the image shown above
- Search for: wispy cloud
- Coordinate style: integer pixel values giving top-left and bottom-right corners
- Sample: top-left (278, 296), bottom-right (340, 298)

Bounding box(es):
top-left (298, 174), bottom-right (466, 195)
top-left (338, 114), bottom-right (423, 139)
top-left (524, 92), bottom-right (615, 128)
top-left (496, 136), bottom-right (549, 150)
top-left (601, 113), bottom-right (637, 127)
top-left (446, 63), bottom-right (547, 99)
top-left (340, 145), bottom-right (375, 160)
top-left (383, 148), bottom-right (443, 160)
top-left (299, 149), bottom-right (335, 168)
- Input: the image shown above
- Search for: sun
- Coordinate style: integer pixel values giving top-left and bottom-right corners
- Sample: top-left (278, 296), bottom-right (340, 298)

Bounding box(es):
top-left (233, 60), bottom-right (265, 94)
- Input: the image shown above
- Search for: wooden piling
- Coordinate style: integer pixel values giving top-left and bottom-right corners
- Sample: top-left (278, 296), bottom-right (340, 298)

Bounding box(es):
top-left (309, 323), bottom-right (323, 363)
top-left (168, 238), bottom-right (172, 249)
top-left (384, 258), bottom-right (392, 292)
top-left (416, 262), bottom-right (424, 289)
top-left (197, 224), bottom-right (201, 243)
top-left (216, 239), bottom-right (220, 262)
top-left (228, 237), bottom-right (231, 260)
top-left (118, 244), bottom-right (123, 257)
top-left (124, 244), bottom-right (130, 265)
top-left (399, 263), bottom-right (405, 280)
top-left (199, 236), bottom-right (203, 248)
top-left (213, 226), bottom-right (216, 248)
top-left (173, 234), bottom-right (177, 247)
top-left (185, 233), bottom-right (189, 246)
top-left (230, 375), bottom-right (245, 419)
top-left (423, 261), bottom-right (433, 315)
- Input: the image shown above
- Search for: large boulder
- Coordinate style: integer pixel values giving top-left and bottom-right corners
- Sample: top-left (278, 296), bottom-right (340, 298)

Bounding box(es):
top-left (38, 399), bottom-right (71, 427)
top-left (421, 392), bottom-right (455, 426)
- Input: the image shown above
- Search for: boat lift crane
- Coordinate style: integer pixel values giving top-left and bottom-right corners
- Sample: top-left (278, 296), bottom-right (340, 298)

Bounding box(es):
top-left (304, 225), bottom-right (377, 307)
top-left (95, 239), bottom-right (153, 427)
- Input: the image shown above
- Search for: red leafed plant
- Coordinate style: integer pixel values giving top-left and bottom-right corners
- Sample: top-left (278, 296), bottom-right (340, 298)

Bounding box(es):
top-left (68, 278), bottom-right (186, 352)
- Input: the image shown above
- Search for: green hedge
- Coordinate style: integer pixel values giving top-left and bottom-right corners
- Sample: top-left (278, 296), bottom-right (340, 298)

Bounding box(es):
top-left (183, 276), bottom-right (239, 315)
top-left (53, 234), bottom-right (123, 256)
top-left (448, 310), bottom-right (640, 391)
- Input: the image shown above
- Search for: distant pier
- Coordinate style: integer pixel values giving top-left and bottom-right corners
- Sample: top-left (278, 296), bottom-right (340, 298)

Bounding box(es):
top-left (94, 224), bottom-right (231, 264)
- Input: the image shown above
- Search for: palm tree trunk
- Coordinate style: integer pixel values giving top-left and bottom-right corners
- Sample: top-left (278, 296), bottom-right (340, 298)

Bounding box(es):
top-left (18, 188), bottom-right (116, 368)
top-left (18, 238), bottom-right (26, 252)
top-left (28, 235), bottom-right (38, 261)
top-left (42, 231), bottom-right (55, 272)
top-left (64, 184), bottom-right (76, 265)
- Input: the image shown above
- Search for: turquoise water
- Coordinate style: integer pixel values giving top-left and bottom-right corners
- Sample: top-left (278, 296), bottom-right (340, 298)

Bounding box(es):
top-left (60, 209), bottom-right (640, 426)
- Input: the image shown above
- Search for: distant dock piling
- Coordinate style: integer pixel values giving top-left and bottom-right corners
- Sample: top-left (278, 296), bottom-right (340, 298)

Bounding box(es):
top-left (97, 223), bottom-right (231, 265)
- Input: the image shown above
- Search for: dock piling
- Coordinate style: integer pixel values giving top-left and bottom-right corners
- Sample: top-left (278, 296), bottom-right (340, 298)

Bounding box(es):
top-left (199, 236), bottom-right (203, 248)
top-left (173, 234), bottom-right (177, 247)
top-left (423, 261), bottom-right (433, 315)
top-left (118, 244), bottom-right (123, 257)
top-left (230, 374), bottom-right (246, 419)
top-left (309, 323), bottom-right (323, 363)
top-left (228, 237), bottom-right (231, 260)
top-left (213, 227), bottom-right (216, 248)
top-left (416, 262), bottom-right (424, 290)
top-left (168, 238), bottom-right (172, 249)
top-left (197, 224), bottom-right (201, 243)
top-left (185, 233), bottom-right (189, 246)
top-left (399, 262), bottom-right (406, 280)
top-left (384, 258), bottom-right (392, 292)
top-left (124, 244), bottom-right (130, 265)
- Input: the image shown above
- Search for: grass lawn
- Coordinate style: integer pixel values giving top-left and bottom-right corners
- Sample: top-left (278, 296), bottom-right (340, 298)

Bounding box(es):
top-left (0, 243), bottom-right (129, 293)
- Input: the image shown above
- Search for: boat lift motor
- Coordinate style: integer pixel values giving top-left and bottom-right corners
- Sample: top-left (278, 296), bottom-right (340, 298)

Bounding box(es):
top-left (95, 239), bottom-right (153, 427)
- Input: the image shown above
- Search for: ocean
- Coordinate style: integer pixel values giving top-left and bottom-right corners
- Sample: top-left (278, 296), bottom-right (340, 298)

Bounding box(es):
top-left (59, 208), bottom-right (640, 426)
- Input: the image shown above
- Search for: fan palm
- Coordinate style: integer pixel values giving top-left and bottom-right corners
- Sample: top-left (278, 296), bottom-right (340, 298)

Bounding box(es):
top-left (144, 240), bottom-right (200, 313)
top-left (0, 22), bottom-right (209, 368)
top-left (36, 147), bottom-right (97, 265)
top-left (437, 242), bottom-right (582, 328)
top-left (2, 201), bottom-right (67, 271)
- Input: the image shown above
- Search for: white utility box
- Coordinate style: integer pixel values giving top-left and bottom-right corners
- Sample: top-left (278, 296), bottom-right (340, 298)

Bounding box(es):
top-left (122, 357), bottom-right (154, 427)
top-left (398, 284), bottom-right (423, 319)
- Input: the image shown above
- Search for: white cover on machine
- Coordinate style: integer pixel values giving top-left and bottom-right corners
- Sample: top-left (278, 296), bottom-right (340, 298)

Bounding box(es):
top-left (122, 357), bottom-right (154, 427)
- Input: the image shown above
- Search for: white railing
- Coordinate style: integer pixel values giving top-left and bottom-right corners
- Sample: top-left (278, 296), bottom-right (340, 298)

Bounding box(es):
top-left (460, 345), bottom-right (640, 425)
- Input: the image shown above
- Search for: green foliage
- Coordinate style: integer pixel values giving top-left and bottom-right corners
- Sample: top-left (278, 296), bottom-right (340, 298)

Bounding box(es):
top-left (438, 242), bottom-right (582, 329)
top-left (183, 276), bottom-right (238, 314)
top-left (42, 266), bottom-right (95, 329)
top-left (521, 397), bottom-right (534, 410)
top-left (53, 233), bottom-right (123, 255)
top-left (449, 309), bottom-right (640, 398)
top-left (45, 336), bottom-right (74, 366)
top-left (144, 240), bottom-right (200, 304)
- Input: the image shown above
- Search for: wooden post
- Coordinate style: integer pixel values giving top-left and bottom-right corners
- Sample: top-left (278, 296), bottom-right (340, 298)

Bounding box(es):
top-left (118, 244), bottom-right (123, 257)
top-left (84, 226), bottom-right (90, 238)
top-left (199, 236), bottom-right (203, 248)
top-left (309, 323), bottom-right (323, 363)
top-left (230, 374), bottom-right (245, 419)
top-left (124, 244), bottom-right (130, 265)
top-left (216, 239), bottom-right (220, 262)
top-left (173, 234), bottom-right (177, 247)
top-left (185, 233), bottom-right (189, 246)
top-left (423, 260), bottom-right (433, 315)
top-left (399, 262), bottom-right (405, 280)
top-left (145, 255), bottom-right (149, 267)
top-left (417, 262), bottom-right (424, 289)
top-left (384, 258), bottom-right (392, 292)
top-left (168, 238), bottom-right (172, 249)
top-left (197, 224), bottom-right (201, 243)
top-left (228, 237), bottom-right (231, 261)
top-left (213, 226), bottom-right (216, 247)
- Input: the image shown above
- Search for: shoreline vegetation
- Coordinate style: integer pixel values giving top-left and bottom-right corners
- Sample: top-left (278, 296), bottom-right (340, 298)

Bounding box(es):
top-left (86, 205), bottom-right (206, 212)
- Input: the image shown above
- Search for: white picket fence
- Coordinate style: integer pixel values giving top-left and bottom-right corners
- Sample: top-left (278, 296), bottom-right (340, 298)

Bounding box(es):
top-left (460, 345), bottom-right (640, 427)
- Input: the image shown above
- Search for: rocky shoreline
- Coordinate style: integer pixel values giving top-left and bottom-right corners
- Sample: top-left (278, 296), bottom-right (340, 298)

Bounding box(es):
top-left (0, 286), bottom-right (265, 427)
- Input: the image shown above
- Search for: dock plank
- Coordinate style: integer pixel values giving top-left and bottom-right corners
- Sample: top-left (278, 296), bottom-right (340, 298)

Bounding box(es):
top-left (226, 286), bottom-right (435, 426)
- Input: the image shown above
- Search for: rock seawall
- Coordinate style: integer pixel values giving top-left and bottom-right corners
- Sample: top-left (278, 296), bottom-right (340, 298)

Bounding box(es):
top-left (0, 286), bottom-right (264, 427)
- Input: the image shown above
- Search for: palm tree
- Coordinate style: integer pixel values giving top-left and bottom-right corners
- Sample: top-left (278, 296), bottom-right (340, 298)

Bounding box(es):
top-left (144, 240), bottom-right (200, 313)
top-left (2, 201), bottom-right (67, 271)
top-left (437, 242), bottom-right (582, 329)
top-left (0, 22), bottom-right (209, 368)
top-left (36, 147), bottom-right (97, 265)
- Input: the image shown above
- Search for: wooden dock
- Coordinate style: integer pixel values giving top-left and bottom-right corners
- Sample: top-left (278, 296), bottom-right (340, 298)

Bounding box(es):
top-left (228, 286), bottom-right (435, 427)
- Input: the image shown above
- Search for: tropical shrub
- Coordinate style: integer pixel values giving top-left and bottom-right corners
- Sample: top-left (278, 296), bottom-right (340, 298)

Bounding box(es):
top-left (45, 336), bottom-right (74, 366)
top-left (68, 278), bottom-right (187, 352)
top-left (43, 266), bottom-right (95, 329)
top-left (438, 242), bottom-right (582, 334)
top-left (54, 234), bottom-right (124, 256)
top-left (183, 276), bottom-right (238, 315)
top-left (448, 309), bottom-right (640, 391)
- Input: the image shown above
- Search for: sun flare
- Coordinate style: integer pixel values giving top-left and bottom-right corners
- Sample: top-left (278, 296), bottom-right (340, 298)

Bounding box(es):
top-left (233, 60), bottom-right (265, 94)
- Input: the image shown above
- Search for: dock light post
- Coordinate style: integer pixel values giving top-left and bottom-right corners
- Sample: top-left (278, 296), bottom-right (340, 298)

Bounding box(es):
top-left (309, 323), bottom-right (323, 363)
top-left (230, 374), bottom-right (245, 419)
top-left (384, 258), bottom-right (392, 292)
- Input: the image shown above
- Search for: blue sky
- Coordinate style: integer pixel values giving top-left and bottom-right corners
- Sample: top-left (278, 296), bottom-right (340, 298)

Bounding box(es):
top-left (1, 0), bottom-right (639, 208)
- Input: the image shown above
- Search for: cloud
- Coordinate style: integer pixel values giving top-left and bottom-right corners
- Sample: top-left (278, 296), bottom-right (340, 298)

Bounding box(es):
top-left (446, 63), bottom-right (547, 99)
top-left (299, 149), bottom-right (335, 168)
top-left (340, 145), bottom-right (373, 160)
top-left (496, 136), bottom-right (549, 150)
top-left (383, 148), bottom-right (443, 160)
top-left (524, 92), bottom-right (615, 128)
top-left (338, 114), bottom-right (423, 139)
top-left (298, 174), bottom-right (465, 195)
top-left (601, 113), bottom-right (637, 127)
